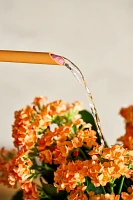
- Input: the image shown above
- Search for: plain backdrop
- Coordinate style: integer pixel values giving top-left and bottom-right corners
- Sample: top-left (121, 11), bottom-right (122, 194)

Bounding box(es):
top-left (0, 0), bottom-right (133, 150)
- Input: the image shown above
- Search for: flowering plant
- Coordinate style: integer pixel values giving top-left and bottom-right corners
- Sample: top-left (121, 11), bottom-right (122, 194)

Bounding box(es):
top-left (0, 96), bottom-right (133, 200)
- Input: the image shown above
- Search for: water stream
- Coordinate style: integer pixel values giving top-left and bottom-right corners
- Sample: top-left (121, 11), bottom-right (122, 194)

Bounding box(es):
top-left (63, 57), bottom-right (108, 147)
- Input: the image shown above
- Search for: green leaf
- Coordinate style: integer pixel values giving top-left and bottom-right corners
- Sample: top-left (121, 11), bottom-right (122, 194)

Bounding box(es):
top-left (95, 186), bottom-right (105, 194)
top-left (79, 110), bottom-right (97, 131)
top-left (41, 163), bottom-right (56, 184)
top-left (86, 177), bottom-right (95, 191)
top-left (114, 177), bottom-right (131, 194)
top-left (66, 110), bottom-right (78, 122)
top-left (71, 124), bottom-right (77, 134)
top-left (86, 177), bottom-right (104, 194)
top-left (41, 182), bottom-right (67, 199)
top-left (11, 190), bottom-right (23, 200)
top-left (51, 115), bottom-right (63, 126)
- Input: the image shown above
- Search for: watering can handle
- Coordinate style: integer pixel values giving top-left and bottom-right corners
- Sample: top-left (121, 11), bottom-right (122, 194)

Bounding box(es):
top-left (0, 50), bottom-right (65, 66)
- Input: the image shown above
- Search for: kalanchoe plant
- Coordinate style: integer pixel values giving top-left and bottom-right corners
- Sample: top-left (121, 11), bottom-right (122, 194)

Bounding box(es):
top-left (0, 96), bottom-right (133, 200)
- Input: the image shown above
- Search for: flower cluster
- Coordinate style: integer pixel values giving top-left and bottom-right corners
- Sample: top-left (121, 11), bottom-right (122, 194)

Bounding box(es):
top-left (0, 97), bottom-right (83, 200)
top-left (54, 145), bottom-right (133, 200)
top-left (38, 119), bottom-right (97, 165)
top-left (88, 145), bottom-right (133, 186)
top-left (1, 97), bottom-right (133, 200)
top-left (0, 148), bottom-right (17, 187)
top-left (117, 106), bottom-right (133, 149)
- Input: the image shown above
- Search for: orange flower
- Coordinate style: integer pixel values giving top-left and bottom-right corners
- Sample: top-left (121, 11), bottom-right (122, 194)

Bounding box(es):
top-left (120, 106), bottom-right (133, 124)
top-left (117, 105), bottom-right (133, 149)
top-left (121, 192), bottom-right (133, 200)
top-left (14, 152), bottom-right (33, 181)
top-left (32, 96), bottom-right (47, 110)
top-left (6, 148), bottom-right (39, 200)
top-left (76, 128), bottom-right (97, 148)
top-left (89, 145), bottom-right (104, 156)
top-left (54, 160), bottom-right (89, 192)
top-left (68, 185), bottom-right (88, 200)
top-left (0, 148), bottom-right (17, 187)
top-left (39, 149), bottom-right (52, 164)
top-left (88, 145), bottom-right (133, 186)
top-left (45, 100), bottom-right (82, 117)
top-left (12, 97), bottom-right (83, 152)
top-left (89, 193), bottom-right (120, 200)
top-left (38, 119), bottom-right (97, 165)
top-left (127, 186), bottom-right (133, 193)
top-left (87, 160), bottom-right (104, 187)
top-left (22, 181), bottom-right (38, 200)
top-left (12, 106), bottom-right (36, 148)
top-left (117, 125), bottom-right (133, 150)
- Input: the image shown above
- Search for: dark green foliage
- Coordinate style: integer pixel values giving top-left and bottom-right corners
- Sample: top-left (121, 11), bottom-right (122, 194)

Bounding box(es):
top-left (11, 190), bottom-right (23, 200)
top-left (41, 183), bottom-right (67, 200)
top-left (86, 177), bottom-right (104, 195)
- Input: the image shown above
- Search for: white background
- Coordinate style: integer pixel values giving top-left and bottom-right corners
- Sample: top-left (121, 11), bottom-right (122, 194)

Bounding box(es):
top-left (0, 0), bottom-right (133, 149)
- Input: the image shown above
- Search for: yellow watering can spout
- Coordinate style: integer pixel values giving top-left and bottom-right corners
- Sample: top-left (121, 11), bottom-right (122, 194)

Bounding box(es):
top-left (0, 50), bottom-right (65, 66)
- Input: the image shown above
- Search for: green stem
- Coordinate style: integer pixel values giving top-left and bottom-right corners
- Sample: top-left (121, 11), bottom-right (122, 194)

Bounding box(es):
top-left (102, 186), bottom-right (106, 194)
top-left (110, 184), bottom-right (114, 194)
top-left (83, 144), bottom-right (90, 150)
top-left (118, 176), bottom-right (125, 194)
top-left (78, 148), bottom-right (87, 160)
